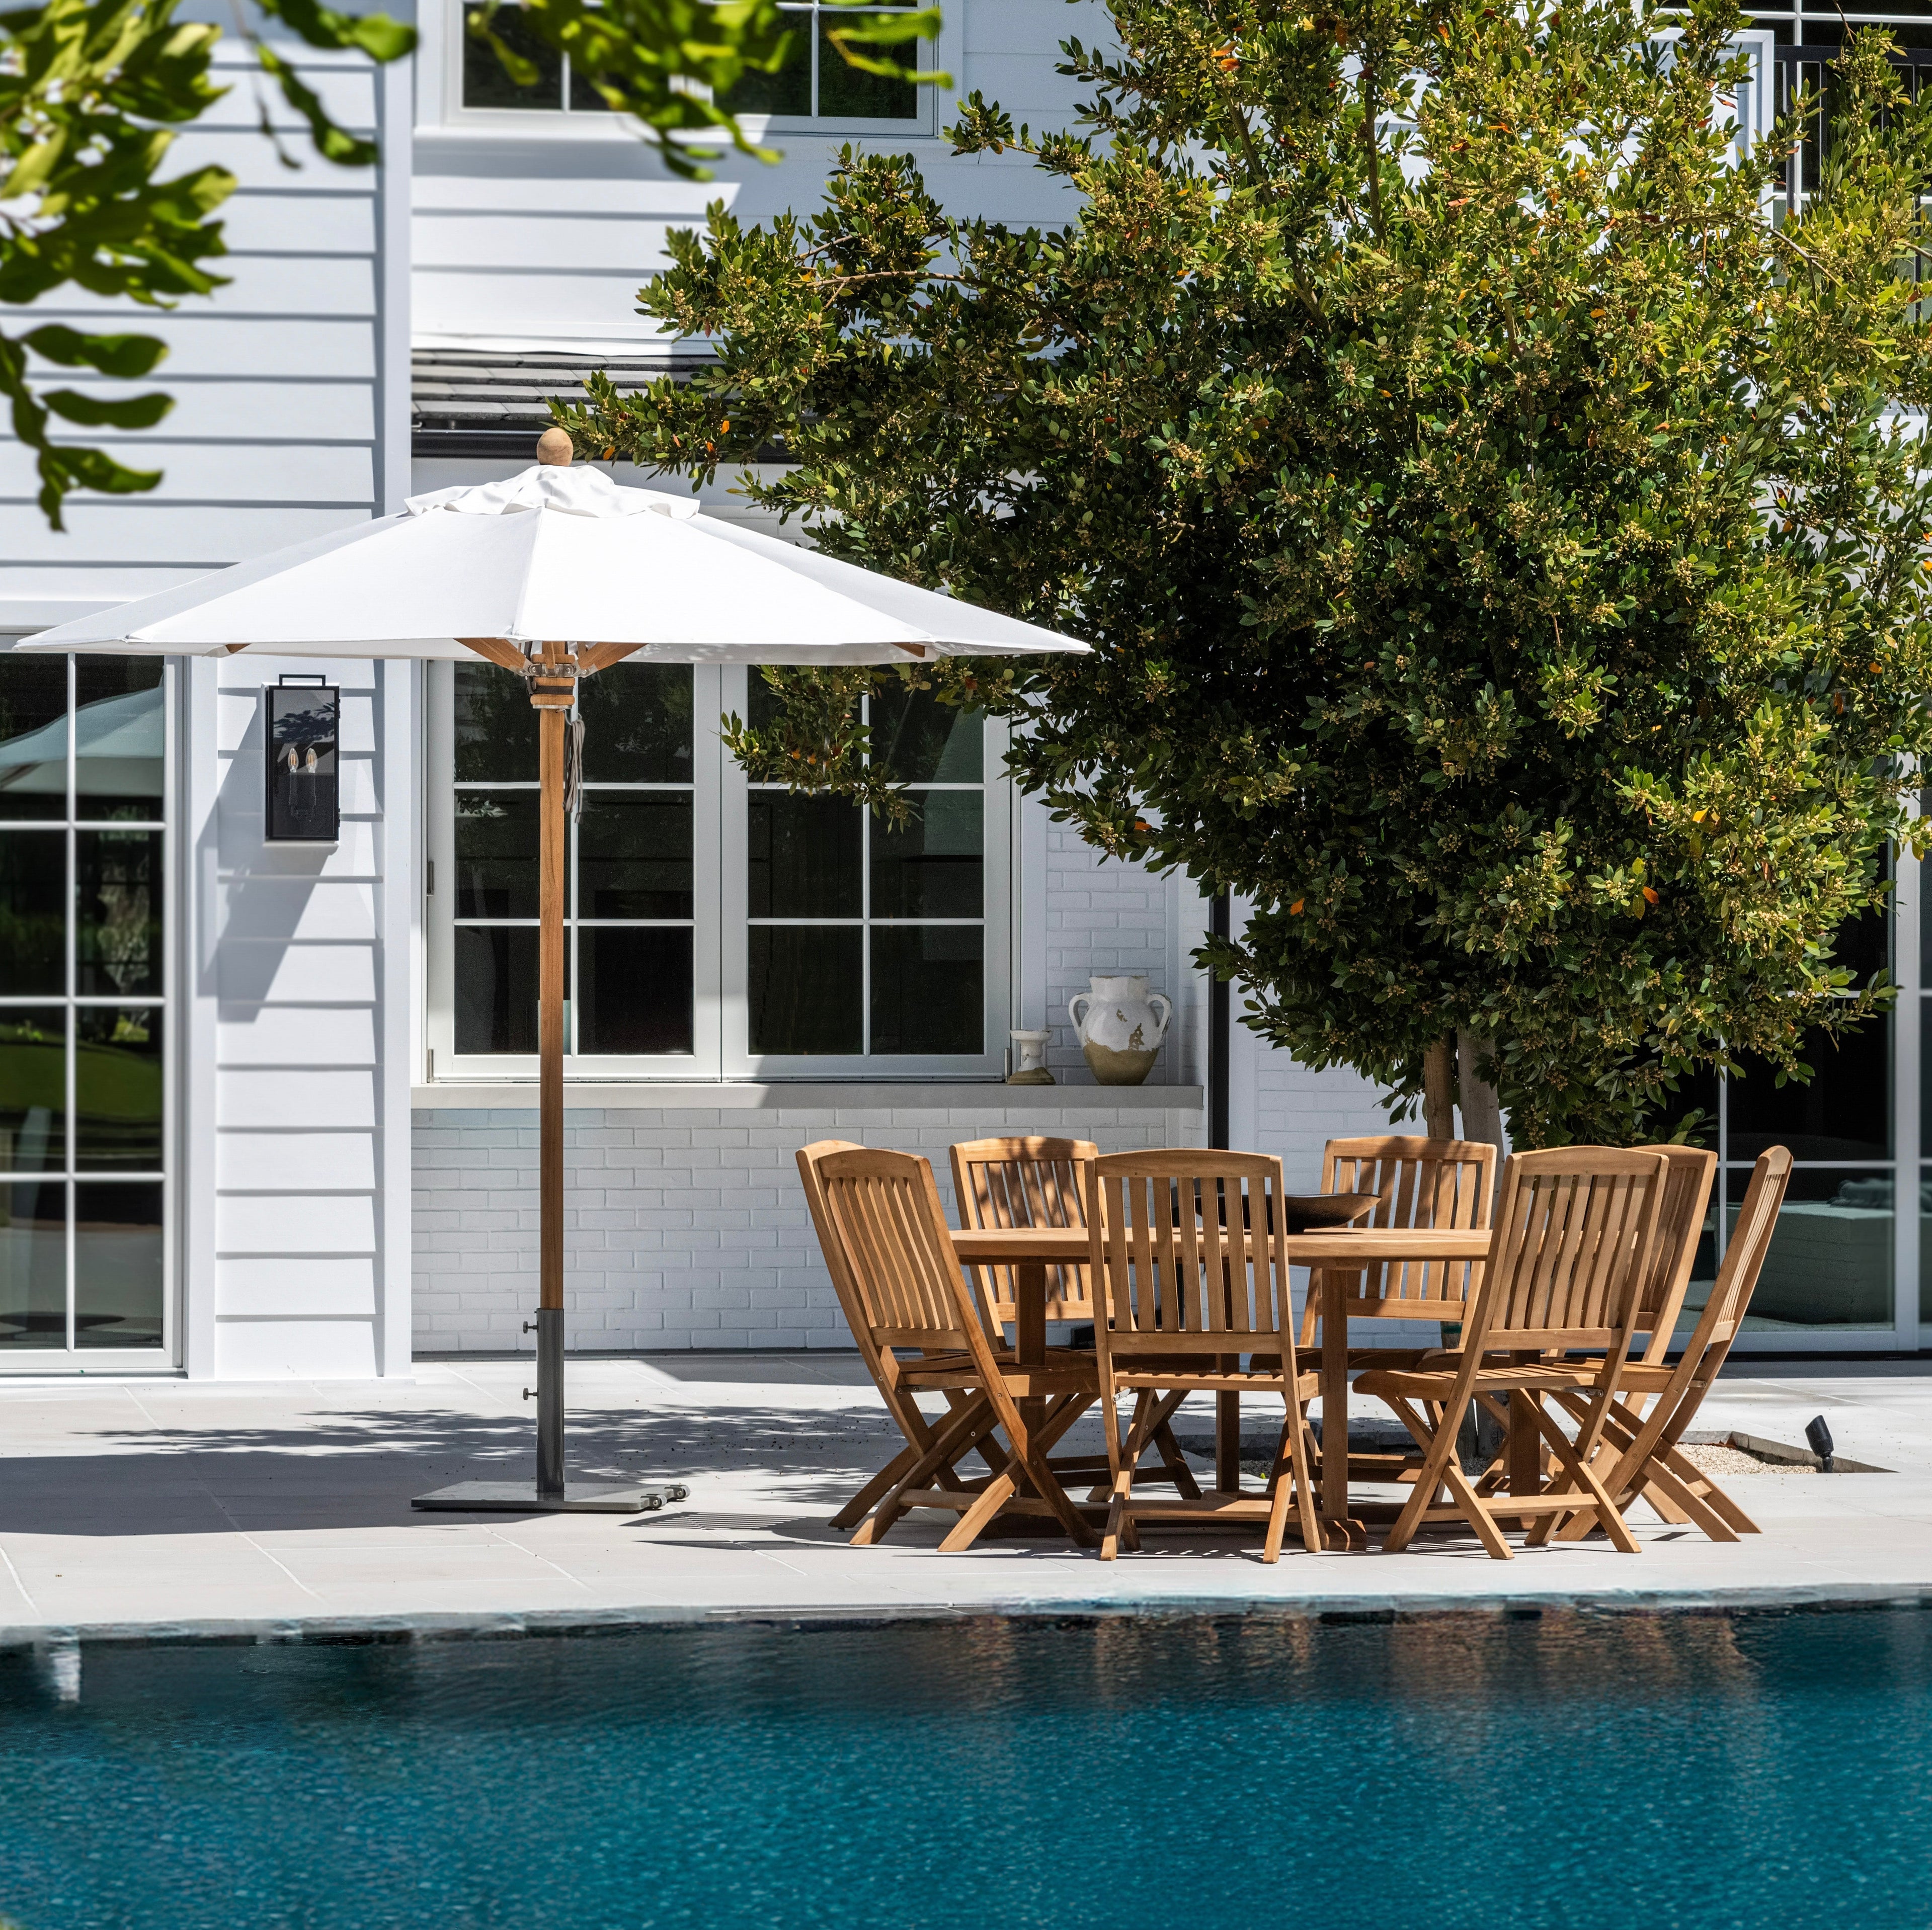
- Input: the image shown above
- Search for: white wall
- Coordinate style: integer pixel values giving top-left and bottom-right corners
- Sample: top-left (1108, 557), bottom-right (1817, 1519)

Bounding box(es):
top-left (410, 0), bottom-right (1113, 355)
top-left (186, 655), bottom-right (417, 1378)
top-left (0, 42), bottom-right (413, 631)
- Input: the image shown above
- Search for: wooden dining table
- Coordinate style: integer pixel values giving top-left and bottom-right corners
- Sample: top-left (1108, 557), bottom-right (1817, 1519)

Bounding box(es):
top-left (947, 1222), bottom-right (1494, 1541)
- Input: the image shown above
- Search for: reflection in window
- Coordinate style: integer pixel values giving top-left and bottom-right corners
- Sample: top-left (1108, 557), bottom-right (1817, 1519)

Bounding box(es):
top-left (1727, 1018), bottom-right (1892, 1162)
top-left (452, 663), bottom-right (695, 1057)
top-left (717, 3), bottom-right (920, 121)
top-left (745, 681), bottom-right (985, 1059)
top-left (0, 653), bottom-right (166, 1354)
top-left (1691, 1166), bottom-right (1898, 1330)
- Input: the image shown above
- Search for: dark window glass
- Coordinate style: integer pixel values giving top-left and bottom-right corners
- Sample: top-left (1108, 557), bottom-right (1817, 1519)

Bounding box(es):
top-left (74, 1008), bottom-right (163, 1172)
top-left (455, 792), bottom-right (539, 918)
top-left (870, 925), bottom-right (982, 1054)
top-left (580, 927), bottom-right (694, 1054)
top-left (74, 658), bottom-right (163, 822)
top-left (719, 13), bottom-right (811, 116)
top-left (0, 830), bottom-right (64, 994)
top-left (1830, 896), bottom-right (1890, 987)
top-left (869, 687), bottom-right (983, 784)
top-left (871, 792), bottom-right (982, 918)
top-left (0, 1180), bottom-right (65, 1347)
top-left (454, 664), bottom-right (536, 783)
top-left (0, 654), bottom-right (69, 821)
top-left (0, 1010), bottom-right (66, 1172)
top-left (1728, 1017), bottom-right (1891, 1161)
top-left (749, 925), bottom-right (862, 1053)
top-left (76, 829), bottom-right (163, 997)
top-left (815, 14), bottom-right (917, 118)
top-left (461, 4), bottom-right (563, 108)
top-left (581, 665), bottom-right (693, 783)
top-left (1658, 1061), bottom-right (1719, 1149)
top-left (579, 795), bottom-right (693, 919)
top-left (454, 925), bottom-right (544, 1055)
top-left (1723, 1164), bottom-right (1893, 1328)
top-left (569, 65), bottom-right (617, 110)
top-left (73, 1181), bottom-right (163, 1348)
top-left (1920, 1164), bottom-right (1932, 1324)
top-left (748, 794), bottom-right (861, 917)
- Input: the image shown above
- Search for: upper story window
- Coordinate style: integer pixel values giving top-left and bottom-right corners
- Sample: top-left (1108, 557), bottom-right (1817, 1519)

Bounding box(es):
top-left (427, 661), bottom-right (1008, 1082)
top-left (719, 2), bottom-right (920, 124)
top-left (457, 2), bottom-right (923, 125)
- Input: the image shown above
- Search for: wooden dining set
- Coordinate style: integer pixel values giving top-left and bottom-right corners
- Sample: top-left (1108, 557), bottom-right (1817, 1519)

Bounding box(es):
top-left (796, 1133), bottom-right (1795, 1561)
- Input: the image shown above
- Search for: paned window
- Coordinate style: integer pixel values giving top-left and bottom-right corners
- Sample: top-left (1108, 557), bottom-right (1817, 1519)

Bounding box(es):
top-left (0, 654), bottom-right (169, 1361)
top-left (718, 2), bottom-right (921, 124)
top-left (458, 1), bottom-right (922, 123)
top-left (427, 662), bottom-right (1007, 1080)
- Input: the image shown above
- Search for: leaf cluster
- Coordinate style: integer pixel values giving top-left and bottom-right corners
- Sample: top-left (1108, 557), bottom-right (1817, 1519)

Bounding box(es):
top-left (561, 0), bottom-right (1932, 1144)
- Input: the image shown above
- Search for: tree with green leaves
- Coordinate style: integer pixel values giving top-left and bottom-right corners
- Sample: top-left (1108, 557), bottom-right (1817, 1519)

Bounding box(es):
top-left (558, 0), bottom-right (1932, 1147)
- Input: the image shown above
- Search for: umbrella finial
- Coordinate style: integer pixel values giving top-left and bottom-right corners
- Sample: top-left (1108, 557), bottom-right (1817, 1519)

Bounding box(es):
top-left (536, 428), bottom-right (574, 467)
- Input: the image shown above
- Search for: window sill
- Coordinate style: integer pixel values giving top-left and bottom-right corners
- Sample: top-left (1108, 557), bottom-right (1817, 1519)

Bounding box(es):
top-left (412, 1080), bottom-right (1205, 1112)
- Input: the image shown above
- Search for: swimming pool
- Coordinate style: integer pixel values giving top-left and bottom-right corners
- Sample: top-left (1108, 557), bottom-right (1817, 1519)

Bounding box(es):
top-left (2, 1607), bottom-right (1927, 1929)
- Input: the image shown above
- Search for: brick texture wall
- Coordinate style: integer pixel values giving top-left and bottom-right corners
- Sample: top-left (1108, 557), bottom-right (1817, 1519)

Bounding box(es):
top-left (412, 1099), bottom-right (1204, 1354)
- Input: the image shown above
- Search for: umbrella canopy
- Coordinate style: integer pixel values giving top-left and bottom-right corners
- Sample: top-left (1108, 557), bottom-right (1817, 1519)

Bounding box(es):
top-left (16, 449), bottom-right (1089, 1513)
top-left (18, 463), bottom-right (1087, 664)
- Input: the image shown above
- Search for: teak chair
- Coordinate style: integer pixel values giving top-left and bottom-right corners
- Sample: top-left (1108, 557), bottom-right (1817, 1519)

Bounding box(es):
top-left (951, 1135), bottom-right (1198, 1500)
top-left (1297, 1135), bottom-right (1498, 1487)
top-left (1539, 1145), bottom-right (1793, 1546)
top-left (1356, 1147), bottom-right (1670, 1559)
top-left (1299, 1135), bottom-right (1498, 1348)
top-left (1087, 1150), bottom-right (1324, 1563)
top-left (1628, 1144), bottom-right (1720, 1365)
top-left (796, 1141), bottom-right (1099, 1551)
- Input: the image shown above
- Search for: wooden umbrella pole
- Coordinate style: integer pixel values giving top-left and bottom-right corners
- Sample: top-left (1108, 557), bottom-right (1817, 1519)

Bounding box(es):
top-left (531, 637), bottom-right (575, 1499)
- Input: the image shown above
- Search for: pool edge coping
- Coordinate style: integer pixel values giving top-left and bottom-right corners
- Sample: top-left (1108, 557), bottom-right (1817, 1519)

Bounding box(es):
top-left (5, 1580), bottom-right (1931, 1651)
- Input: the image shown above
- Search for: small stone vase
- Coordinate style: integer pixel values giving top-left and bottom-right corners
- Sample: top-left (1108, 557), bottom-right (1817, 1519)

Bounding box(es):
top-left (1069, 974), bottom-right (1171, 1086)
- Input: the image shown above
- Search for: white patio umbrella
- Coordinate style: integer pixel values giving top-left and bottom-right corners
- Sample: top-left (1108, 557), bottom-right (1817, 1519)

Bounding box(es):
top-left (22, 433), bottom-right (1089, 1514)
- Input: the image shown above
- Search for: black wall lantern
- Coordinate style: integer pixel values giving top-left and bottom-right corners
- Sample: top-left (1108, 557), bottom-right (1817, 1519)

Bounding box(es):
top-left (265, 675), bottom-right (340, 843)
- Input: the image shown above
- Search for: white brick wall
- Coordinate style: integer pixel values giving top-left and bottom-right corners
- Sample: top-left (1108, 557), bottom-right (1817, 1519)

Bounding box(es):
top-left (412, 1099), bottom-right (1204, 1354)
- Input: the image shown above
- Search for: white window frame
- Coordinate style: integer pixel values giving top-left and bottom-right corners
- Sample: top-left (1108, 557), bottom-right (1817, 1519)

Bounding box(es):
top-left (431, 0), bottom-right (938, 140)
top-left (424, 660), bottom-right (1010, 1083)
top-left (0, 651), bottom-right (177, 1374)
top-left (720, 666), bottom-right (1010, 1081)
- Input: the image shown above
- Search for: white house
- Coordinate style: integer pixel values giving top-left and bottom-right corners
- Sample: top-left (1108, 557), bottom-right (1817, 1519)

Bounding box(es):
top-left (0, 2), bottom-right (1922, 1382)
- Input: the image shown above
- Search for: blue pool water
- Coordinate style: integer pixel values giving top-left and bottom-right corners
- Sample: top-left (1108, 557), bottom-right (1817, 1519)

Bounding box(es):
top-left (2, 1608), bottom-right (1929, 1930)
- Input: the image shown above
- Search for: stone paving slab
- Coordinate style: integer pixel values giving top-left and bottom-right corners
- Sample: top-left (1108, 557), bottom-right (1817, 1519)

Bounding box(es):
top-left (0, 1354), bottom-right (1928, 1646)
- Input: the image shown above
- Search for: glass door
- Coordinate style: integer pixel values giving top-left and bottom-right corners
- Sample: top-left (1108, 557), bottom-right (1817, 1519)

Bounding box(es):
top-left (0, 652), bottom-right (171, 1366)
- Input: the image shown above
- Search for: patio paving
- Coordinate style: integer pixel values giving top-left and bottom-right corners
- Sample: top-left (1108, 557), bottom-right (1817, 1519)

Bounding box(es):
top-left (2, 1352), bottom-right (1930, 1645)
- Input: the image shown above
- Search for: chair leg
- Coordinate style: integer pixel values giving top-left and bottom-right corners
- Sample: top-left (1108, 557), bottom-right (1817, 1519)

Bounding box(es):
top-left (856, 1396), bottom-right (997, 1546)
top-left (1100, 1387), bottom-right (1139, 1561)
top-left (831, 1441), bottom-right (920, 1531)
top-left (1379, 1396), bottom-right (1457, 1554)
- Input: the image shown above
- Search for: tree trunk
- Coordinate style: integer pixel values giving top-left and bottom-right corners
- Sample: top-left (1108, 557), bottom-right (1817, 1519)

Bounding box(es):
top-left (1456, 1029), bottom-right (1507, 1151)
top-left (1421, 1038), bottom-right (1456, 1140)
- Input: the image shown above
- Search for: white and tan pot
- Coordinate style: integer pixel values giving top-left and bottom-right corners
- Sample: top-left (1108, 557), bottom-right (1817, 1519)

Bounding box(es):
top-left (1068, 974), bottom-right (1171, 1086)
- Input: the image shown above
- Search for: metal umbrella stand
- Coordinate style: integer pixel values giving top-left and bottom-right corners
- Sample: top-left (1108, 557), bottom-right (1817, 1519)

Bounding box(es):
top-left (22, 430), bottom-right (1088, 1514)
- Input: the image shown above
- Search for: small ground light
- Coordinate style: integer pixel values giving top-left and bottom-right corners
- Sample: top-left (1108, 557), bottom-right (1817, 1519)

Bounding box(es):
top-left (1805, 1415), bottom-right (1835, 1472)
top-left (265, 675), bottom-right (340, 843)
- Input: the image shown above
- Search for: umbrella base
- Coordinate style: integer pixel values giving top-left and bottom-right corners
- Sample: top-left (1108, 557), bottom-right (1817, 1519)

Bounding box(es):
top-left (411, 1480), bottom-right (688, 1515)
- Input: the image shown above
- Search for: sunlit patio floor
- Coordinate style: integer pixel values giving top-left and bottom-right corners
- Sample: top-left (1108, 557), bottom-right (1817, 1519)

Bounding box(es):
top-left (2, 1353), bottom-right (1929, 1644)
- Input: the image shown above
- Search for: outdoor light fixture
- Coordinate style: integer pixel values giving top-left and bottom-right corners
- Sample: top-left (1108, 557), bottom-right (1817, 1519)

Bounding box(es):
top-left (264, 675), bottom-right (339, 843)
top-left (1805, 1414), bottom-right (1836, 1473)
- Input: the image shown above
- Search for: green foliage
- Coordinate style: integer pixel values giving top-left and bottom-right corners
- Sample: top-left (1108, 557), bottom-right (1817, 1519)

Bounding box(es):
top-left (472, 0), bottom-right (944, 182)
top-left (1, 0), bottom-right (413, 527)
top-left (560, 0), bottom-right (1932, 1145)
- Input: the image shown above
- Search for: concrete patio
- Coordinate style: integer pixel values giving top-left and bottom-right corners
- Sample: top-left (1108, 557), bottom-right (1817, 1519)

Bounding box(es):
top-left (2, 1353), bottom-right (1930, 1645)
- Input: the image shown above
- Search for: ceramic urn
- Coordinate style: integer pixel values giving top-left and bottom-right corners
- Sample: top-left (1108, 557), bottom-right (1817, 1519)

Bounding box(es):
top-left (1069, 974), bottom-right (1171, 1085)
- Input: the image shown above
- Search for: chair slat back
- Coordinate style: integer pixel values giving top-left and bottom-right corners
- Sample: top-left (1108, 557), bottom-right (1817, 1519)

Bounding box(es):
top-left (1321, 1134), bottom-right (1497, 1316)
top-left (1628, 1144), bottom-right (1718, 1361)
top-left (949, 1137), bottom-right (1098, 1330)
top-left (1088, 1151), bottom-right (1297, 1359)
top-left (810, 1145), bottom-right (980, 1352)
top-left (1468, 1147), bottom-right (1669, 1353)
